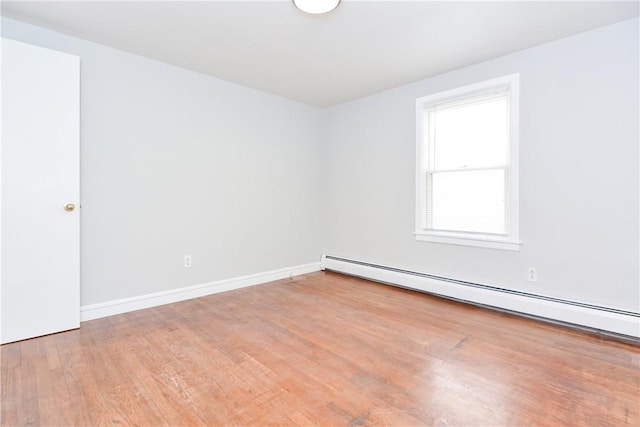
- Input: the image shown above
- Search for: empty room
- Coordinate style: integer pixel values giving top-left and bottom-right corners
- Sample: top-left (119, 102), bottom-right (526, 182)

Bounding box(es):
top-left (1, 0), bottom-right (639, 426)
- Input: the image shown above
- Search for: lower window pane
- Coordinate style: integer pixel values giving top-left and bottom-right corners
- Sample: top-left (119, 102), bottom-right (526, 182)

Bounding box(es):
top-left (431, 169), bottom-right (506, 234)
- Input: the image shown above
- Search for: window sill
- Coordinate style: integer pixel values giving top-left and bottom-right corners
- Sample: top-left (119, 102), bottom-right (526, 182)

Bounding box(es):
top-left (414, 232), bottom-right (521, 251)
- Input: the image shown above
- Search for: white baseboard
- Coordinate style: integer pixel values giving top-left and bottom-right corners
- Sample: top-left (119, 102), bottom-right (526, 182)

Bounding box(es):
top-left (321, 255), bottom-right (640, 338)
top-left (80, 262), bottom-right (321, 322)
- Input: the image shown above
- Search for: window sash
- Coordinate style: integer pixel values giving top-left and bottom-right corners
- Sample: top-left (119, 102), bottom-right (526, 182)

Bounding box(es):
top-left (426, 92), bottom-right (509, 173)
top-left (424, 166), bottom-right (509, 235)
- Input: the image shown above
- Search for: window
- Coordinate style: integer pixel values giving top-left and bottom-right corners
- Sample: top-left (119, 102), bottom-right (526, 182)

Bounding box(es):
top-left (415, 74), bottom-right (520, 250)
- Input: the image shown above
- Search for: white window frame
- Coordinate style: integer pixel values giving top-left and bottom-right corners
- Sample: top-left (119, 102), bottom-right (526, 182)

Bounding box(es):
top-left (415, 74), bottom-right (520, 251)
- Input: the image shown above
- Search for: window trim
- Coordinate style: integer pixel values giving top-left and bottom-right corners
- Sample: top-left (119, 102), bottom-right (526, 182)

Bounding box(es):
top-left (415, 74), bottom-right (521, 251)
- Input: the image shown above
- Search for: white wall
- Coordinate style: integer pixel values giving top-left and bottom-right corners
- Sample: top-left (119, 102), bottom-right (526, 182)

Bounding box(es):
top-left (322, 18), bottom-right (639, 312)
top-left (2, 16), bottom-right (638, 315)
top-left (2, 17), bottom-right (323, 306)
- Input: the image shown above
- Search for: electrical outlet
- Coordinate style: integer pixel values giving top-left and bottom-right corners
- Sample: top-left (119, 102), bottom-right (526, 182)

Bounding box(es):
top-left (527, 267), bottom-right (537, 282)
top-left (184, 255), bottom-right (192, 268)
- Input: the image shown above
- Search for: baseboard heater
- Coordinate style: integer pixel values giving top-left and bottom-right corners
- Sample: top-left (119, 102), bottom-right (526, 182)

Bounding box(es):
top-left (320, 255), bottom-right (640, 340)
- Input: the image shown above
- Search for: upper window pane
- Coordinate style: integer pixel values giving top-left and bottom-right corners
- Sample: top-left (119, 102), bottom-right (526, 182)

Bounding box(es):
top-left (432, 96), bottom-right (508, 170)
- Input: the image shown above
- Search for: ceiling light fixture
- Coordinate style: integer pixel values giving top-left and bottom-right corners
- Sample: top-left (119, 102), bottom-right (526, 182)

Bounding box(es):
top-left (293, 0), bottom-right (341, 15)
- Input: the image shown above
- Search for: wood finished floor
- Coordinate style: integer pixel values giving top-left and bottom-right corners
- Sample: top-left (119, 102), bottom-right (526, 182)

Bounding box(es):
top-left (1, 271), bottom-right (639, 426)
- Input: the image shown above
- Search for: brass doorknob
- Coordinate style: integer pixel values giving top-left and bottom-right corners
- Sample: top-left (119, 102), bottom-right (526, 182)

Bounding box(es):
top-left (64, 203), bottom-right (75, 212)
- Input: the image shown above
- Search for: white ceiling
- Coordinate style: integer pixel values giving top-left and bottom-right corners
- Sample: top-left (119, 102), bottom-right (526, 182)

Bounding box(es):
top-left (2, 1), bottom-right (638, 107)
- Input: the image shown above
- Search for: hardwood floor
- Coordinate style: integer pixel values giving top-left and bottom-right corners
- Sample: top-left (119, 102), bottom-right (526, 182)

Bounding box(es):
top-left (1, 271), bottom-right (639, 426)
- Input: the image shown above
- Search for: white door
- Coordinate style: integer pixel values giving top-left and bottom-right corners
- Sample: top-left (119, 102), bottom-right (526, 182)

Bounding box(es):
top-left (1, 38), bottom-right (80, 344)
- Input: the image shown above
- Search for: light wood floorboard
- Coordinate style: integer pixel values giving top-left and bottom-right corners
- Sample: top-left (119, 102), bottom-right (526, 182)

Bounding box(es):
top-left (2, 271), bottom-right (639, 426)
